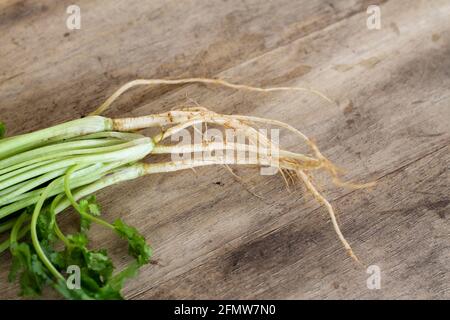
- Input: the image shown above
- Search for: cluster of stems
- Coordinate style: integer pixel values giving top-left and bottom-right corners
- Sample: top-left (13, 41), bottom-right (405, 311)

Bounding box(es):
top-left (1, 78), bottom-right (373, 273)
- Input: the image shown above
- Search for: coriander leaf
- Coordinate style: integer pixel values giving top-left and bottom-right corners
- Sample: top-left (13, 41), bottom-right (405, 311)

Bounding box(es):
top-left (8, 243), bottom-right (30, 282)
top-left (49, 251), bottom-right (65, 269)
top-left (8, 243), bottom-right (52, 297)
top-left (0, 121), bottom-right (5, 139)
top-left (36, 207), bottom-right (56, 244)
top-left (7, 196), bottom-right (149, 300)
top-left (79, 196), bottom-right (101, 234)
top-left (67, 233), bottom-right (89, 248)
top-left (64, 233), bottom-right (114, 287)
top-left (85, 249), bottom-right (114, 281)
top-left (113, 219), bottom-right (152, 266)
top-left (93, 262), bottom-right (140, 300)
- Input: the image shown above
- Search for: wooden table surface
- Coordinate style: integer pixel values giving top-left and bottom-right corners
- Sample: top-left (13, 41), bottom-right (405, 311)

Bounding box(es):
top-left (0, 0), bottom-right (449, 299)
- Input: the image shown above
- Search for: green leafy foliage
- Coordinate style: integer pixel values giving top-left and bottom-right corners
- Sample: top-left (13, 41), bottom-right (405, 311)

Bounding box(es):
top-left (114, 219), bottom-right (152, 266)
top-left (9, 242), bottom-right (52, 297)
top-left (36, 206), bottom-right (57, 245)
top-left (7, 196), bottom-right (152, 300)
top-left (0, 121), bottom-right (5, 139)
top-left (78, 195), bottom-right (101, 234)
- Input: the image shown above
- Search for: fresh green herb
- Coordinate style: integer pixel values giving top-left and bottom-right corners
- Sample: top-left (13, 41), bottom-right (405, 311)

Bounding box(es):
top-left (6, 195), bottom-right (151, 300)
top-left (0, 78), bottom-right (371, 299)
top-left (79, 195), bottom-right (101, 234)
top-left (9, 242), bottom-right (52, 297)
top-left (0, 121), bottom-right (5, 139)
top-left (114, 219), bottom-right (152, 266)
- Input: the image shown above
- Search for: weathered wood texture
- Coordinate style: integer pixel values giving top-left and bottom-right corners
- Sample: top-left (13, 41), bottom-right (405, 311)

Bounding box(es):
top-left (0, 0), bottom-right (449, 299)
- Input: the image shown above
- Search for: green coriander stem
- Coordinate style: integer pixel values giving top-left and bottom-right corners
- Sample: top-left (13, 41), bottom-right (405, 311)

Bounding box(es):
top-left (49, 194), bottom-right (70, 247)
top-left (0, 116), bottom-right (113, 160)
top-left (9, 212), bottom-right (28, 246)
top-left (0, 218), bottom-right (17, 233)
top-left (64, 165), bottom-right (115, 231)
top-left (30, 180), bottom-right (65, 281)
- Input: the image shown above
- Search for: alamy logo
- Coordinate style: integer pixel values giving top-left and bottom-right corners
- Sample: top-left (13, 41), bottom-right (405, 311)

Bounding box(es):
top-left (66, 265), bottom-right (81, 290)
top-left (66, 5), bottom-right (81, 30)
top-left (366, 265), bottom-right (381, 290)
top-left (366, 5), bottom-right (381, 30)
top-left (170, 126), bottom-right (280, 176)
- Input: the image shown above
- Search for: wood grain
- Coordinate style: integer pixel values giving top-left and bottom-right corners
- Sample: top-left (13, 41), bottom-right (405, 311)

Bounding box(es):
top-left (0, 0), bottom-right (449, 299)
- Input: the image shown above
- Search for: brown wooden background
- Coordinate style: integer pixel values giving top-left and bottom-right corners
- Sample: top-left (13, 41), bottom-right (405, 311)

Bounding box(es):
top-left (0, 0), bottom-right (449, 299)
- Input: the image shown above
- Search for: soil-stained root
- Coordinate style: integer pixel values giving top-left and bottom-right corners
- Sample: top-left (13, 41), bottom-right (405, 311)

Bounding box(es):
top-left (95, 78), bottom-right (375, 263)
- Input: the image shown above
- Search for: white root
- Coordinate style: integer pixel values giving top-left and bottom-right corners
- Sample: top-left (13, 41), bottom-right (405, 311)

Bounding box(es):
top-left (143, 156), bottom-right (277, 173)
top-left (95, 78), bottom-right (375, 263)
top-left (295, 169), bottom-right (360, 264)
top-left (141, 154), bottom-right (360, 263)
top-left (152, 143), bottom-right (321, 168)
top-left (115, 108), bottom-right (367, 262)
top-left (114, 109), bottom-right (374, 190)
top-left (91, 78), bottom-right (334, 116)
